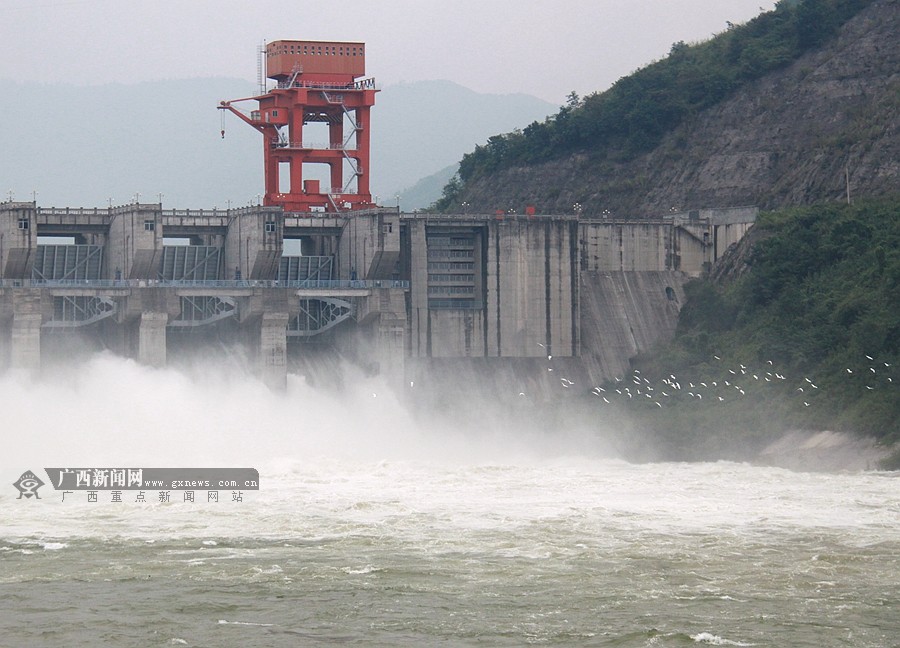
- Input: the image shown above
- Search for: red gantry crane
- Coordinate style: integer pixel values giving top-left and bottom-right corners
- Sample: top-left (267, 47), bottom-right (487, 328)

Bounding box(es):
top-left (219, 40), bottom-right (377, 213)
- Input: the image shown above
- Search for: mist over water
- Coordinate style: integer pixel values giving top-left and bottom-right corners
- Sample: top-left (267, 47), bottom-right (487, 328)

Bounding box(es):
top-left (1, 351), bottom-right (613, 471)
top-left (2, 353), bottom-right (898, 647)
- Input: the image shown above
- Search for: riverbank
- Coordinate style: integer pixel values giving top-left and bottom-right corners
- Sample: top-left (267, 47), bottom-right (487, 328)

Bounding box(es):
top-left (755, 429), bottom-right (895, 472)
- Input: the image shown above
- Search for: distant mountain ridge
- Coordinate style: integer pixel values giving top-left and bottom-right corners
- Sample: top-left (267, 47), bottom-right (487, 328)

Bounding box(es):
top-left (0, 77), bottom-right (261, 208)
top-left (397, 163), bottom-right (458, 211)
top-left (0, 78), bottom-right (553, 209)
top-left (374, 80), bottom-right (555, 203)
top-left (439, 0), bottom-right (898, 215)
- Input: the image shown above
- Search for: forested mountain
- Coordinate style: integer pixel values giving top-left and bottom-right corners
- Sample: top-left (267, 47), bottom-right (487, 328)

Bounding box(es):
top-left (612, 200), bottom-right (900, 464)
top-left (427, 0), bottom-right (900, 462)
top-left (436, 0), bottom-right (898, 216)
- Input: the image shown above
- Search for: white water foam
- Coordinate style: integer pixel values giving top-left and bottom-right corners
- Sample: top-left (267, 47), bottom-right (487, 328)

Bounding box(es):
top-left (2, 356), bottom-right (899, 647)
top-left (2, 354), bottom-right (899, 547)
top-left (692, 632), bottom-right (754, 646)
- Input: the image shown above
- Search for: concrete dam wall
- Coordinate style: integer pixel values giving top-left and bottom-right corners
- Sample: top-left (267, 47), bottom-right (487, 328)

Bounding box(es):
top-left (579, 270), bottom-right (687, 384)
top-left (0, 200), bottom-right (755, 390)
top-left (404, 271), bottom-right (689, 403)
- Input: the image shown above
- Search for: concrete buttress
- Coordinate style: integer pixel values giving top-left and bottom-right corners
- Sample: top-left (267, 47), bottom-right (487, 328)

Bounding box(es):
top-left (138, 312), bottom-right (168, 368)
top-left (11, 312), bottom-right (42, 372)
top-left (259, 311), bottom-right (289, 390)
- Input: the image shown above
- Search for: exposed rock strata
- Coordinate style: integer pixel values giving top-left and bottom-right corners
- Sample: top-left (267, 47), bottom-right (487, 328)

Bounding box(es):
top-left (458, 0), bottom-right (899, 217)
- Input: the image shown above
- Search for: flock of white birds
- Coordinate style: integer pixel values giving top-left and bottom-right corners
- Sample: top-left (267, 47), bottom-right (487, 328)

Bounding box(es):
top-left (542, 349), bottom-right (896, 410)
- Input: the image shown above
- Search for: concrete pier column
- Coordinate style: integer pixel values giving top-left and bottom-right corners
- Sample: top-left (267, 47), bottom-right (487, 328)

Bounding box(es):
top-left (376, 313), bottom-right (406, 388)
top-left (259, 312), bottom-right (289, 390)
top-left (11, 312), bottom-right (42, 373)
top-left (138, 312), bottom-right (168, 368)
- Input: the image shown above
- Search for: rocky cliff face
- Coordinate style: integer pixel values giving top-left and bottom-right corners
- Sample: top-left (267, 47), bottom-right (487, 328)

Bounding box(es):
top-left (456, 0), bottom-right (899, 216)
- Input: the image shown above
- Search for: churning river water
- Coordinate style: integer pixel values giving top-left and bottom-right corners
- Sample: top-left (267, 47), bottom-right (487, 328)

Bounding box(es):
top-left (1, 355), bottom-right (898, 647)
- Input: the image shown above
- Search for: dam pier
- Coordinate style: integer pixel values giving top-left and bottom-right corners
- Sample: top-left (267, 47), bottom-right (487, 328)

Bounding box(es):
top-left (0, 200), bottom-right (755, 390)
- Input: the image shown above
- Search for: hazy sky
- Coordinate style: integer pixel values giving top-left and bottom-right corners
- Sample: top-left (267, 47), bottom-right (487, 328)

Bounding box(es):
top-left (1, 0), bottom-right (777, 103)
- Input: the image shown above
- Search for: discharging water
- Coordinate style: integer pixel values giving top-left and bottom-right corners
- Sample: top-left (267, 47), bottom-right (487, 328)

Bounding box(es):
top-left (1, 355), bottom-right (898, 647)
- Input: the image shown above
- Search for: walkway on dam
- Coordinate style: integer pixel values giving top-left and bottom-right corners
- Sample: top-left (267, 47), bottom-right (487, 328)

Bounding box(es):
top-left (0, 279), bottom-right (408, 290)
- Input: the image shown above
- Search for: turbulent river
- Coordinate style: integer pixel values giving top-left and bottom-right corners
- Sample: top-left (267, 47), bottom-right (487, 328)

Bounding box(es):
top-left (1, 355), bottom-right (898, 647)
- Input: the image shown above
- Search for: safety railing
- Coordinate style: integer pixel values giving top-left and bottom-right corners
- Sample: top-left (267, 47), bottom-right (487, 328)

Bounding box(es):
top-left (275, 77), bottom-right (376, 91)
top-left (271, 140), bottom-right (355, 151)
top-left (38, 207), bottom-right (114, 217)
top-left (0, 279), bottom-right (409, 289)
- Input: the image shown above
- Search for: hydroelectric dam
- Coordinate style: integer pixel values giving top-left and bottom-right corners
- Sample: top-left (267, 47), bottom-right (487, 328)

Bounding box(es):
top-left (0, 200), bottom-right (755, 390)
top-left (1, 39), bottom-right (757, 391)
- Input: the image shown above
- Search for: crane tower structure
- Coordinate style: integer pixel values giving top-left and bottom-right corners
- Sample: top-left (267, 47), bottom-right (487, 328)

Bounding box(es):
top-left (219, 40), bottom-right (377, 213)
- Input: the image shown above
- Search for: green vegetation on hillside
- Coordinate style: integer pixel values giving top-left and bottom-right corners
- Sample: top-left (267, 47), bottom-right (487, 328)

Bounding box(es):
top-left (612, 200), bottom-right (899, 461)
top-left (435, 0), bottom-right (874, 211)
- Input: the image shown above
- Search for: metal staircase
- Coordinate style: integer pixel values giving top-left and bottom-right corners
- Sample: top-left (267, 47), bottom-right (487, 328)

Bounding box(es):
top-left (321, 91), bottom-right (363, 194)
